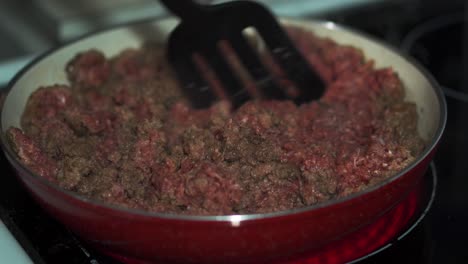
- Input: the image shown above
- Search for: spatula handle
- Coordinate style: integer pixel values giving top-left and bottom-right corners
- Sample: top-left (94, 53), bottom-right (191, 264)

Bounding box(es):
top-left (159, 0), bottom-right (208, 21)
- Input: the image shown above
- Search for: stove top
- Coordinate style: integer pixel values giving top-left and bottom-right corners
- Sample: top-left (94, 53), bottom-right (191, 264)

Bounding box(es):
top-left (1, 0), bottom-right (468, 263)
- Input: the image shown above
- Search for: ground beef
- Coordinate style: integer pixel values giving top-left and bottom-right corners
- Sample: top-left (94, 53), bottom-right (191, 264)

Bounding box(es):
top-left (6, 27), bottom-right (424, 215)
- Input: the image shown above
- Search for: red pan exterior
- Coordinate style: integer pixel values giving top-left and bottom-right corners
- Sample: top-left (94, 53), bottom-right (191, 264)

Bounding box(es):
top-left (4, 146), bottom-right (438, 263)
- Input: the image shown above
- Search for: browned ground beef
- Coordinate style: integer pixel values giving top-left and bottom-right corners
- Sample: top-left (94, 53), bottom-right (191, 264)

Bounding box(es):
top-left (6, 26), bottom-right (424, 215)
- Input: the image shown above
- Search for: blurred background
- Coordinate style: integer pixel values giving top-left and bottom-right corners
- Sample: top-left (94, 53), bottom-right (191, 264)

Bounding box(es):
top-left (0, 0), bottom-right (466, 86)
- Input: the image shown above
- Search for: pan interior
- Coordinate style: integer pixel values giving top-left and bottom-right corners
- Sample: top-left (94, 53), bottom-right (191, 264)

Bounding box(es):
top-left (1, 19), bottom-right (441, 143)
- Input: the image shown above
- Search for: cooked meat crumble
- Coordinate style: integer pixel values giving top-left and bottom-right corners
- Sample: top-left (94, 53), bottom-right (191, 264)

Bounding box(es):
top-left (6, 26), bottom-right (424, 215)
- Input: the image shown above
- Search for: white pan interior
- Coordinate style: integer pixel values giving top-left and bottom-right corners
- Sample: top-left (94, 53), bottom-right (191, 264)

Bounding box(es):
top-left (1, 18), bottom-right (442, 143)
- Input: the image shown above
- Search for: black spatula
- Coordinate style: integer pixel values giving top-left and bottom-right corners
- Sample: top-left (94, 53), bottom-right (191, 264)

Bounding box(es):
top-left (160, 0), bottom-right (325, 108)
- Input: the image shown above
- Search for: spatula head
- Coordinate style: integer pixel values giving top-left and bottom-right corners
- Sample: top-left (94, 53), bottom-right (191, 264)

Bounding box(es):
top-left (166, 0), bottom-right (325, 108)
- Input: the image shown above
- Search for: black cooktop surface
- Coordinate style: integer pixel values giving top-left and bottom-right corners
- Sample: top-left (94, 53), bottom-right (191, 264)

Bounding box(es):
top-left (1, 0), bottom-right (468, 263)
